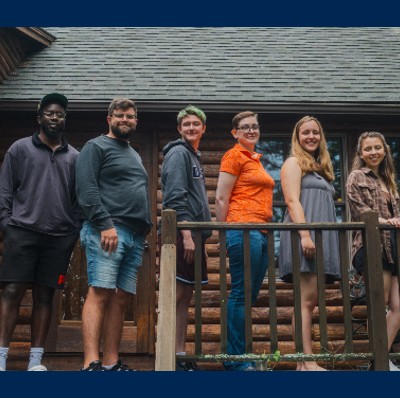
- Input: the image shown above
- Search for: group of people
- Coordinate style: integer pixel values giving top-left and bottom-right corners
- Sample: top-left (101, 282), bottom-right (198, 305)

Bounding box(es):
top-left (0, 94), bottom-right (151, 371)
top-left (163, 108), bottom-right (400, 372)
top-left (0, 93), bottom-right (399, 372)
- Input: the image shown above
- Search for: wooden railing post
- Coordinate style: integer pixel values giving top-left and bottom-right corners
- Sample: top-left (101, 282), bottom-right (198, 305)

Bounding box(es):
top-left (155, 209), bottom-right (177, 371)
top-left (291, 231), bottom-right (303, 353)
top-left (362, 211), bottom-right (389, 370)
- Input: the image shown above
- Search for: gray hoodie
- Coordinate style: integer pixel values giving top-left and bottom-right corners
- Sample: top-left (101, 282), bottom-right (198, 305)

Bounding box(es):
top-left (161, 138), bottom-right (211, 239)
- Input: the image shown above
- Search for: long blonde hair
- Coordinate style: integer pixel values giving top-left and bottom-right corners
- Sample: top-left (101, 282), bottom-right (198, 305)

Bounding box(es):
top-left (290, 116), bottom-right (334, 181)
top-left (351, 131), bottom-right (398, 195)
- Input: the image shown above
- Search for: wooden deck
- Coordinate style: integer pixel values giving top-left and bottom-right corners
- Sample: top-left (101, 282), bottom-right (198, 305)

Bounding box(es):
top-left (6, 322), bottom-right (155, 371)
top-left (4, 272), bottom-right (379, 371)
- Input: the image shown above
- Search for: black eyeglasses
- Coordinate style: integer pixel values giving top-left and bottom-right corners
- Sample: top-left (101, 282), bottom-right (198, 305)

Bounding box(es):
top-left (42, 111), bottom-right (66, 119)
top-left (112, 113), bottom-right (137, 120)
top-left (237, 124), bottom-right (260, 133)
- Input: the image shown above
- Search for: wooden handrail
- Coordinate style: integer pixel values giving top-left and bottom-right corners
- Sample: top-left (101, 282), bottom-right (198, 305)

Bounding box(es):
top-left (156, 209), bottom-right (391, 371)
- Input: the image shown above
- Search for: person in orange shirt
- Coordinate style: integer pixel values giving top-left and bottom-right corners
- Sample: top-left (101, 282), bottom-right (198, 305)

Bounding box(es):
top-left (215, 111), bottom-right (275, 371)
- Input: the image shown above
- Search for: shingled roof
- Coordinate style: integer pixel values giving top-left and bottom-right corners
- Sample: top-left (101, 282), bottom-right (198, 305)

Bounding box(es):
top-left (0, 27), bottom-right (399, 112)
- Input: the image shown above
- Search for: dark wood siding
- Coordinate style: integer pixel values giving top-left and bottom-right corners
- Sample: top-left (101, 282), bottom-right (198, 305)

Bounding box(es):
top-left (1, 109), bottom-right (400, 365)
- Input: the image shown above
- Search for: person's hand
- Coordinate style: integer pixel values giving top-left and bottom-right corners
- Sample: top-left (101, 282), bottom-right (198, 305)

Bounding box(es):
top-left (387, 218), bottom-right (400, 228)
top-left (300, 235), bottom-right (316, 259)
top-left (183, 234), bottom-right (195, 264)
top-left (100, 227), bottom-right (118, 254)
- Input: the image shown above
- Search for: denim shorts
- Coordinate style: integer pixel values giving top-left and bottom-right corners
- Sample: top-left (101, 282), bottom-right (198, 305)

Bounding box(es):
top-left (80, 221), bottom-right (145, 294)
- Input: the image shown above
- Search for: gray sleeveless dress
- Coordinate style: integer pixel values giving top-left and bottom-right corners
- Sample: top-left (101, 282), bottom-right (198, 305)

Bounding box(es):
top-left (279, 172), bottom-right (341, 283)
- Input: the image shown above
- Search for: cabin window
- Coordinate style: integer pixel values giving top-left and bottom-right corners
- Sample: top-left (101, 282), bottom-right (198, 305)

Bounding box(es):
top-left (256, 137), bottom-right (345, 258)
top-left (387, 137), bottom-right (400, 191)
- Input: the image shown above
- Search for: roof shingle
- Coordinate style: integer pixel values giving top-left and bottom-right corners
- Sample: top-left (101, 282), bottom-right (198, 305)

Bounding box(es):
top-left (0, 27), bottom-right (399, 104)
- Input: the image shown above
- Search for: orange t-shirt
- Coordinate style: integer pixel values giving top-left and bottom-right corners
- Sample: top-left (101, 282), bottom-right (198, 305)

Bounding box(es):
top-left (220, 143), bottom-right (275, 223)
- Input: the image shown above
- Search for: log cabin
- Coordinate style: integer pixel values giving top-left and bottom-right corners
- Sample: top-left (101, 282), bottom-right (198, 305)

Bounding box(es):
top-left (0, 27), bottom-right (400, 370)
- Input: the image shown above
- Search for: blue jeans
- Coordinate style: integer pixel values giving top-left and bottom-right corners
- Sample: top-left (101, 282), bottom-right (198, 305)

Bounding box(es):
top-left (80, 221), bottom-right (145, 294)
top-left (224, 230), bottom-right (269, 371)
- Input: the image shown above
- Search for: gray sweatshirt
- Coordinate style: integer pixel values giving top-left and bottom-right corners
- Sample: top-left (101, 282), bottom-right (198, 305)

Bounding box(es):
top-left (161, 138), bottom-right (211, 239)
top-left (0, 132), bottom-right (82, 235)
top-left (75, 135), bottom-right (151, 235)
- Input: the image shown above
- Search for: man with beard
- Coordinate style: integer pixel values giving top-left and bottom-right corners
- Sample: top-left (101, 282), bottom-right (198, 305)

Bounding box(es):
top-left (76, 98), bottom-right (151, 371)
top-left (0, 93), bottom-right (81, 371)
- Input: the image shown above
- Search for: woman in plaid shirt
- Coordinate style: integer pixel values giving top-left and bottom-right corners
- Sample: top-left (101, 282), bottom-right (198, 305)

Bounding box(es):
top-left (346, 131), bottom-right (400, 371)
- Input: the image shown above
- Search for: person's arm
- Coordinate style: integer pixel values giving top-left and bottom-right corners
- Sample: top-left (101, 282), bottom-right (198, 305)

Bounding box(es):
top-left (387, 217), bottom-right (400, 228)
top-left (162, 151), bottom-right (196, 263)
top-left (347, 171), bottom-right (400, 228)
top-left (386, 191), bottom-right (400, 228)
top-left (281, 157), bottom-right (315, 259)
top-left (162, 151), bottom-right (193, 221)
top-left (0, 151), bottom-right (17, 231)
top-left (70, 156), bottom-right (85, 232)
top-left (75, 142), bottom-right (117, 253)
top-left (215, 171), bottom-right (237, 222)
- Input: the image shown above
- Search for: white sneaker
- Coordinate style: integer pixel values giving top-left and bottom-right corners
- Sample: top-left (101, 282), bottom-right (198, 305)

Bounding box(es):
top-left (389, 360), bottom-right (400, 371)
top-left (0, 366), bottom-right (5, 371)
top-left (28, 364), bottom-right (47, 371)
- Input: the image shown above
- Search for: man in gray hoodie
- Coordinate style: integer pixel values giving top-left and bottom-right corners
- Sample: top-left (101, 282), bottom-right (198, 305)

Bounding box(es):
top-left (161, 105), bottom-right (211, 371)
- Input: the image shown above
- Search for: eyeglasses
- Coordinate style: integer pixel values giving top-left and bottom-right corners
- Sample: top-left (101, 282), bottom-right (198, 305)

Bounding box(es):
top-left (237, 124), bottom-right (260, 133)
top-left (112, 113), bottom-right (137, 120)
top-left (42, 111), bottom-right (66, 119)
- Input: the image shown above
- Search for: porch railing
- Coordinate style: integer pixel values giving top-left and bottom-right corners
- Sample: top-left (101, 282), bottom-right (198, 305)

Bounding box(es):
top-left (155, 209), bottom-right (396, 371)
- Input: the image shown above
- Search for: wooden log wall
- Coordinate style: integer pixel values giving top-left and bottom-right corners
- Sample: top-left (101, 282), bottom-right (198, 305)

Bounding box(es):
top-left (1, 109), bottom-right (400, 366)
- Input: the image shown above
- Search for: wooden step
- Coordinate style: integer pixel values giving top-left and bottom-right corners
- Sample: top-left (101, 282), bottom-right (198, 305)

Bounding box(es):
top-left (183, 322), bottom-right (367, 342)
top-left (202, 273), bottom-right (342, 289)
top-left (185, 305), bottom-right (367, 324)
top-left (183, 340), bottom-right (372, 371)
top-left (5, 347), bottom-right (155, 371)
top-left (4, 340), bottom-right (374, 371)
top-left (156, 288), bottom-right (344, 307)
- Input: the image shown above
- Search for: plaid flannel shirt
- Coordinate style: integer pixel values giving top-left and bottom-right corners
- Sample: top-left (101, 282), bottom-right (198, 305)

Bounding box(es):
top-left (346, 167), bottom-right (400, 264)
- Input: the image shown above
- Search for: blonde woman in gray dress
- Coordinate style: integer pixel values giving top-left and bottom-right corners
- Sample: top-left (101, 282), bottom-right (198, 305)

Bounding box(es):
top-left (279, 116), bottom-right (340, 371)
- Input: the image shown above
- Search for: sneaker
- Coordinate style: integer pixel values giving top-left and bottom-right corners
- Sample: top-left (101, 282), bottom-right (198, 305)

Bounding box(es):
top-left (242, 364), bottom-right (257, 371)
top-left (176, 360), bottom-right (198, 371)
top-left (108, 360), bottom-right (136, 371)
top-left (28, 364), bottom-right (47, 371)
top-left (389, 360), bottom-right (400, 371)
top-left (0, 366), bottom-right (5, 371)
top-left (81, 360), bottom-right (105, 371)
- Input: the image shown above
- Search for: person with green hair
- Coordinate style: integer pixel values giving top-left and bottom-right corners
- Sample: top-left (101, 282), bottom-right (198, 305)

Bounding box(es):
top-left (160, 105), bottom-right (211, 371)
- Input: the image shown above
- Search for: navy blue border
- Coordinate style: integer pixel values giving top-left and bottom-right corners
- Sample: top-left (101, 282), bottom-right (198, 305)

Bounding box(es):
top-left (0, 0), bottom-right (396, 395)
top-left (1, 0), bottom-right (399, 26)
top-left (0, 371), bottom-right (392, 397)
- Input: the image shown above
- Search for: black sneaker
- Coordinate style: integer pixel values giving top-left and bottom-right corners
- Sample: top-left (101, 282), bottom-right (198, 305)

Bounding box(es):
top-left (81, 360), bottom-right (105, 371)
top-left (176, 361), bottom-right (199, 371)
top-left (108, 360), bottom-right (136, 371)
